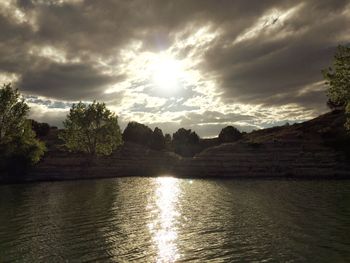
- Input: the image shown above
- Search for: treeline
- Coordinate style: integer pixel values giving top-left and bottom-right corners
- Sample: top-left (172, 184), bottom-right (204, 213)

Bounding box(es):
top-left (31, 114), bottom-right (243, 157)
top-left (122, 121), bottom-right (242, 157)
top-left (30, 113), bottom-right (244, 157)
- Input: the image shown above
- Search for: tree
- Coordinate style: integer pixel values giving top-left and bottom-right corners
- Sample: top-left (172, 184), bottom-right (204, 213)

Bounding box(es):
top-left (0, 83), bottom-right (45, 175)
top-left (323, 45), bottom-right (350, 129)
top-left (30, 120), bottom-right (50, 137)
top-left (164, 133), bottom-right (172, 150)
top-left (122, 121), bottom-right (153, 147)
top-left (172, 128), bottom-right (200, 157)
top-left (218, 126), bottom-right (242, 143)
top-left (0, 83), bottom-right (28, 144)
top-left (59, 101), bottom-right (122, 156)
top-left (150, 127), bottom-right (165, 150)
top-left (172, 128), bottom-right (199, 144)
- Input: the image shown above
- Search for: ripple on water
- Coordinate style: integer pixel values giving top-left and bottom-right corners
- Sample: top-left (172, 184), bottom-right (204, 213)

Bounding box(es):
top-left (0, 178), bottom-right (350, 262)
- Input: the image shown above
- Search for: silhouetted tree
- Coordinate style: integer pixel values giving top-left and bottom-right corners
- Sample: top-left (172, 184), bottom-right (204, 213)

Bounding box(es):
top-left (122, 121), bottom-right (153, 147)
top-left (59, 101), bottom-right (122, 156)
top-left (218, 126), bottom-right (242, 143)
top-left (323, 45), bottom-right (350, 130)
top-left (150, 127), bottom-right (165, 150)
top-left (164, 133), bottom-right (172, 150)
top-left (30, 120), bottom-right (50, 137)
top-left (0, 83), bottom-right (46, 176)
top-left (172, 128), bottom-right (200, 156)
top-left (173, 128), bottom-right (199, 144)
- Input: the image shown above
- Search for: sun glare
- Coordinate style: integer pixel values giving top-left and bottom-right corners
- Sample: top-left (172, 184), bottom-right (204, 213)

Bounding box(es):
top-left (148, 176), bottom-right (181, 262)
top-left (151, 55), bottom-right (183, 92)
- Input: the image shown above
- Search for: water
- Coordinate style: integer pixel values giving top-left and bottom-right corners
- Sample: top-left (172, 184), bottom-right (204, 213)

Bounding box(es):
top-left (0, 177), bottom-right (350, 262)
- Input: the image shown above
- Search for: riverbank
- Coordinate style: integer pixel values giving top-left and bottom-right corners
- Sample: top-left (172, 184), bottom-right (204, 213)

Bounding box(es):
top-left (1, 110), bottom-right (349, 184)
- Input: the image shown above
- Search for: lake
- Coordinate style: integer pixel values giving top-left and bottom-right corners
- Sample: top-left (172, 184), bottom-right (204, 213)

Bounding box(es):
top-left (0, 177), bottom-right (350, 262)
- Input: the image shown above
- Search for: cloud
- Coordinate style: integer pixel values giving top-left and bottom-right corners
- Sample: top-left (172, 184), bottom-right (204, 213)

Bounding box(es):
top-left (17, 62), bottom-right (119, 100)
top-left (201, 0), bottom-right (350, 108)
top-left (0, 0), bottom-right (349, 137)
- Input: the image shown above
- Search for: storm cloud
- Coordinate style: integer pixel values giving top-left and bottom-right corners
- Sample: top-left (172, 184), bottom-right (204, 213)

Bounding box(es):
top-left (0, 0), bottom-right (349, 136)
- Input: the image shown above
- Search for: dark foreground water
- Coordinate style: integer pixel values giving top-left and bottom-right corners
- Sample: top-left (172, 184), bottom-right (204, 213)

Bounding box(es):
top-left (0, 177), bottom-right (350, 262)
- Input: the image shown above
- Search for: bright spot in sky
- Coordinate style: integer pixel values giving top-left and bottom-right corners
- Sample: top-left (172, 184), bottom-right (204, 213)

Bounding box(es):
top-left (151, 55), bottom-right (183, 92)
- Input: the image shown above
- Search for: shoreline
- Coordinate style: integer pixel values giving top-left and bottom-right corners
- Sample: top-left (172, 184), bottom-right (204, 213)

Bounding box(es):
top-left (2, 110), bottom-right (350, 185)
top-left (2, 173), bottom-right (350, 186)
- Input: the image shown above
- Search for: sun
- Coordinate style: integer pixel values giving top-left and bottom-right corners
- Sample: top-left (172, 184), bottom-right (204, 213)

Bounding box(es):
top-left (151, 54), bottom-right (183, 92)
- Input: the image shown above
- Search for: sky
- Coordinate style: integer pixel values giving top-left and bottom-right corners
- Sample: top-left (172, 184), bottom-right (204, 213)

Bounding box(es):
top-left (1, 0), bottom-right (349, 137)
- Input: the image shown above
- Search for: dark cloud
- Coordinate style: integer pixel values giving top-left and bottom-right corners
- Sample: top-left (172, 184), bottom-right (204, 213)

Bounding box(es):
top-left (17, 62), bottom-right (119, 100)
top-left (0, 0), bottom-right (349, 133)
top-left (202, 0), bottom-right (350, 108)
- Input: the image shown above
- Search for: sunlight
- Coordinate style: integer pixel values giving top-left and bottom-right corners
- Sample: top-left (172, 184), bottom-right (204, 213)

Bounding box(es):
top-left (150, 54), bottom-right (183, 92)
top-left (148, 176), bottom-right (181, 263)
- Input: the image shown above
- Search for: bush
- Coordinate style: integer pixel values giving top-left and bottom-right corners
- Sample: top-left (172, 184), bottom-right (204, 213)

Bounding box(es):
top-left (218, 126), bottom-right (242, 143)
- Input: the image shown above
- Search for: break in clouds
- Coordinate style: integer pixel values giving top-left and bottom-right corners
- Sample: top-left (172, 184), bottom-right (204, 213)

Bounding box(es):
top-left (1, 0), bottom-right (349, 137)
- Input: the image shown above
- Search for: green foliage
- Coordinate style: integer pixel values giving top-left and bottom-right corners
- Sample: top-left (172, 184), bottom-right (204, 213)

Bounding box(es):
top-left (0, 83), bottom-right (29, 144)
top-left (346, 103), bottom-right (350, 130)
top-left (1, 120), bottom-right (46, 163)
top-left (323, 45), bottom-right (350, 129)
top-left (59, 101), bottom-right (122, 156)
top-left (218, 126), bottom-right (242, 143)
top-left (0, 83), bottom-right (45, 175)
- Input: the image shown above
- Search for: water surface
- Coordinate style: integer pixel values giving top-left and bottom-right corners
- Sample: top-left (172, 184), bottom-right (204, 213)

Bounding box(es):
top-left (0, 177), bottom-right (350, 262)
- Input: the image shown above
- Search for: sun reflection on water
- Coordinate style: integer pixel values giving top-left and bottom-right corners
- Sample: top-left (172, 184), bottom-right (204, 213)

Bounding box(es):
top-left (148, 176), bottom-right (180, 263)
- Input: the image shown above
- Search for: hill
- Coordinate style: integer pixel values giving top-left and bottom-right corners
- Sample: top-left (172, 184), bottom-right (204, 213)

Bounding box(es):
top-left (177, 110), bottom-right (350, 178)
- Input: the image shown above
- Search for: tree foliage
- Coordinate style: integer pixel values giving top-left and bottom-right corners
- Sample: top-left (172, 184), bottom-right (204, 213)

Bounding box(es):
top-left (122, 121), bottom-right (153, 147)
top-left (122, 122), bottom-right (168, 150)
top-left (218, 126), bottom-right (242, 143)
top-left (0, 83), bottom-right (29, 144)
top-left (164, 133), bottom-right (172, 150)
top-left (0, 83), bottom-right (45, 175)
top-left (323, 45), bottom-right (350, 129)
top-left (172, 128), bottom-right (200, 157)
top-left (31, 120), bottom-right (51, 137)
top-left (151, 127), bottom-right (165, 150)
top-left (173, 128), bottom-right (199, 144)
top-left (59, 101), bottom-right (122, 156)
